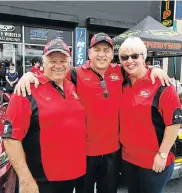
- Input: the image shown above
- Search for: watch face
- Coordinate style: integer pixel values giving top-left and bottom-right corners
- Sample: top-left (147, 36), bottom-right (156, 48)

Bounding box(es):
top-left (160, 152), bottom-right (168, 159)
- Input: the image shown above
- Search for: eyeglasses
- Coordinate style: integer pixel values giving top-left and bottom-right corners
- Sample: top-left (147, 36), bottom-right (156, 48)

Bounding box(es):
top-left (100, 80), bottom-right (109, 98)
top-left (120, 54), bottom-right (143, 61)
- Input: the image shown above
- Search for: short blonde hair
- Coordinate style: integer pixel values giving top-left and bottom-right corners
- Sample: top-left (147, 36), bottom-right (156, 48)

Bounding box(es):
top-left (119, 37), bottom-right (147, 61)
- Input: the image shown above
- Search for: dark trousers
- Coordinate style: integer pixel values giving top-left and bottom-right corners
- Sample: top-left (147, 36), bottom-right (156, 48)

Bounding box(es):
top-left (37, 179), bottom-right (75, 193)
top-left (75, 150), bottom-right (120, 193)
top-left (122, 160), bottom-right (174, 193)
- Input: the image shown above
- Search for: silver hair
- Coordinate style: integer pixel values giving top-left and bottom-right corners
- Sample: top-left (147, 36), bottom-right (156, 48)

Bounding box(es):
top-left (118, 37), bottom-right (147, 61)
top-left (42, 54), bottom-right (71, 67)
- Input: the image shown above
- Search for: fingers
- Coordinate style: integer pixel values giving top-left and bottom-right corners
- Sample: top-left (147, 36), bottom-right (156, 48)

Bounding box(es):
top-left (158, 75), bottom-right (165, 86)
top-left (34, 78), bottom-right (40, 88)
top-left (163, 74), bottom-right (171, 87)
top-left (25, 81), bottom-right (31, 96)
top-left (152, 164), bottom-right (165, 173)
top-left (21, 81), bottom-right (27, 97)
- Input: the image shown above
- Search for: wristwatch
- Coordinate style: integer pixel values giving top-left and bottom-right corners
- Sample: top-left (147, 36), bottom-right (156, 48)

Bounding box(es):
top-left (158, 152), bottom-right (168, 159)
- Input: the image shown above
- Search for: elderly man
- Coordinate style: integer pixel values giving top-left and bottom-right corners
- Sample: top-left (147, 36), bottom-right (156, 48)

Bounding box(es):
top-left (2, 39), bottom-right (86, 193)
top-left (14, 33), bottom-right (171, 193)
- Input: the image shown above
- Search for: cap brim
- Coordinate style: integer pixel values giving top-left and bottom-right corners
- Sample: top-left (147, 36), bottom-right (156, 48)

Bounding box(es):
top-left (90, 40), bottom-right (113, 48)
top-left (44, 49), bottom-right (70, 57)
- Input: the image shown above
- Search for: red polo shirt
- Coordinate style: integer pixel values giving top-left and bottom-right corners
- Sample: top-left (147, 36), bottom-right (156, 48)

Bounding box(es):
top-left (68, 61), bottom-right (124, 156)
top-left (120, 70), bottom-right (182, 169)
top-left (30, 67), bottom-right (43, 75)
top-left (2, 76), bottom-right (86, 181)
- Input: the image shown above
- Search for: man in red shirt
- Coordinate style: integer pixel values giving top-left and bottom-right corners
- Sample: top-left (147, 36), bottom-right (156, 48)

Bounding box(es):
top-left (13, 33), bottom-right (171, 193)
top-left (2, 39), bottom-right (86, 193)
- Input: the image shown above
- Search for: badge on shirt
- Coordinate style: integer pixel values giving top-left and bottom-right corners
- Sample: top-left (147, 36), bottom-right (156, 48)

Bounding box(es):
top-left (110, 73), bottom-right (120, 81)
top-left (139, 89), bottom-right (150, 98)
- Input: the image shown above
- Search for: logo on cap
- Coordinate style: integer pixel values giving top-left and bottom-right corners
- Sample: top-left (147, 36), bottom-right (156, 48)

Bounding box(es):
top-left (44, 39), bottom-right (70, 56)
top-left (90, 33), bottom-right (113, 48)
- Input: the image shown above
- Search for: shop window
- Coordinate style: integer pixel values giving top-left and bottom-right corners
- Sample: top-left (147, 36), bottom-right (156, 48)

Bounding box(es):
top-left (0, 43), bottom-right (23, 87)
top-left (25, 45), bottom-right (44, 73)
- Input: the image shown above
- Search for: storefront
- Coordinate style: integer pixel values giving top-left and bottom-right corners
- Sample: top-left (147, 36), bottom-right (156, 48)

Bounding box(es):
top-left (0, 23), bottom-right (73, 83)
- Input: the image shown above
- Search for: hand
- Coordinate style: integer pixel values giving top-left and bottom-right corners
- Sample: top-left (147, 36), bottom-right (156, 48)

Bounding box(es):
top-left (19, 178), bottom-right (39, 193)
top-left (152, 153), bottom-right (167, 173)
top-left (150, 68), bottom-right (171, 86)
top-left (14, 72), bottom-right (39, 97)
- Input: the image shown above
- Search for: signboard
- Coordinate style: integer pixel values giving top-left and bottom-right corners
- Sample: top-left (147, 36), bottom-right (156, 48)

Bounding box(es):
top-left (75, 28), bottom-right (87, 66)
top-left (0, 24), bottom-right (22, 42)
top-left (161, 0), bottom-right (174, 27)
top-left (24, 27), bottom-right (72, 46)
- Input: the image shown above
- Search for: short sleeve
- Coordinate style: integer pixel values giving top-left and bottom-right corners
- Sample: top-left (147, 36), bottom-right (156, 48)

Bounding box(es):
top-left (2, 94), bottom-right (32, 141)
top-left (159, 85), bottom-right (182, 126)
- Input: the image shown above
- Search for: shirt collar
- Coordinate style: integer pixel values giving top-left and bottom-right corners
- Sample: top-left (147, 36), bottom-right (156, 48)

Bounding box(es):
top-left (81, 60), bottom-right (118, 72)
top-left (37, 74), bottom-right (68, 86)
top-left (124, 69), bottom-right (151, 87)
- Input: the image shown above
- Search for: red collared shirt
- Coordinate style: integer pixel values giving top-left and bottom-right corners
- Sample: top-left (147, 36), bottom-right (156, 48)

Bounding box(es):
top-left (120, 70), bottom-right (182, 169)
top-left (68, 61), bottom-right (124, 156)
top-left (31, 67), bottom-right (43, 75)
top-left (2, 75), bottom-right (86, 181)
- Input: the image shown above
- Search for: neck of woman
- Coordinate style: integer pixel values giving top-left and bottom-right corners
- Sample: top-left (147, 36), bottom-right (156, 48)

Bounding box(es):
top-left (9, 69), bottom-right (15, 73)
top-left (130, 67), bottom-right (147, 85)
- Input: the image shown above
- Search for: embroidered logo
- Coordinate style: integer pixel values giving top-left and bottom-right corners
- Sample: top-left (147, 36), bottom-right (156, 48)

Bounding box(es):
top-left (45, 97), bottom-right (51, 101)
top-left (110, 73), bottom-right (120, 81)
top-left (139, 89), bottom-right (150, 98)
top-left (72, 91), bottom-right (79, 99)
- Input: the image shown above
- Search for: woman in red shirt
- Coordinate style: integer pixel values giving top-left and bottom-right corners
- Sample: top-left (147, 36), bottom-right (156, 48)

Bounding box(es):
top-left (118, 37), bottom-right (182, 193)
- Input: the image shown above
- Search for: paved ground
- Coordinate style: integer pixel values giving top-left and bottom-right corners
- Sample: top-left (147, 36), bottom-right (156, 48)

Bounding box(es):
top-left (118, 178), bottom-right (182, 193)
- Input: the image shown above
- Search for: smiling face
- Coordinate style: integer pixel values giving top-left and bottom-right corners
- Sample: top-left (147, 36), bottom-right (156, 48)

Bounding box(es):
top-left (119, 37), bottom-right (148, 78)
top-left (43, 52), bottom-right (71, 83)
top-left (119, 48), bottom-right (145, 76)
top-left (88, 42), bottom-right (114, 72)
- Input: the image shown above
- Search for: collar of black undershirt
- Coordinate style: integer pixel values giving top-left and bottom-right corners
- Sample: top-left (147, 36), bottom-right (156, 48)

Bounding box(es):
top-left (50, 81), bottom-right (65, 98)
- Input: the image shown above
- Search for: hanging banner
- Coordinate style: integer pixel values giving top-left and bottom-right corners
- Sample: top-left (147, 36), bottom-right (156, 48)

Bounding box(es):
top-left (75, 28), bottom-right (87, 66)
top-left (161, 0), bottom-right (174, 27)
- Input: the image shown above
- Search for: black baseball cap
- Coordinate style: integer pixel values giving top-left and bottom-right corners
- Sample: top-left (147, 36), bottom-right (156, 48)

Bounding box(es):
top-left (90, 33), bottom-right (113, 48)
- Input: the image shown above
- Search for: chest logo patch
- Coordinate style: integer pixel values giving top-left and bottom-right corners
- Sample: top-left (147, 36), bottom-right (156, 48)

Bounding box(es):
top-left (72, 91), bottom-right (79, 99)
top-left (110, 73), bottom-right (120, 81)
top-left (139, 89), bottom-right (150, 98)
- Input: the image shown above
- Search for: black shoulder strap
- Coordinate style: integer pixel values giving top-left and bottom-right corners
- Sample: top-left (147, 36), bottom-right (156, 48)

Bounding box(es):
top-left (70, 67), bottom-right (77, 88)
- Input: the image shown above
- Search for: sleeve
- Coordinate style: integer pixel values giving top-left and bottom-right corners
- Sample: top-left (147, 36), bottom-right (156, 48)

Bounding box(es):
top-left (2, 94), bottom-right (32, 141)
top-left (159, 85), bottom-right (182, 126)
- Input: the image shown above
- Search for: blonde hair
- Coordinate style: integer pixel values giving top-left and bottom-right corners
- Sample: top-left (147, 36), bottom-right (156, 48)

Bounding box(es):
top-left (119, 37), bottom-right (147, 61)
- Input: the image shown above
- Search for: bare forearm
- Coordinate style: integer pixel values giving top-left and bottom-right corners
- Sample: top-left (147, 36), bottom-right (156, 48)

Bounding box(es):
top-left (3, 139), bottom-right (34, 181)
top-left (12, 78), bottom-right (19, 84)
top-left (159, 124), bottom-right (180, 154)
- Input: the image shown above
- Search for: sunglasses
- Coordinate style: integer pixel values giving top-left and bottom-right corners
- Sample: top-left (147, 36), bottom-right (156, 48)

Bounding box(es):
top-left (120, 54), bottom-right (143, 61)
top-left (100, 80), bottom-right (109, 98)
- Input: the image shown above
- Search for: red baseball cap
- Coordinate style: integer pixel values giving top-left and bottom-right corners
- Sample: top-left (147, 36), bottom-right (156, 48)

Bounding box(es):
top-left (90, 33), bottom-right (113, 48)
top-left (44, 39), bottom-right (70, 56)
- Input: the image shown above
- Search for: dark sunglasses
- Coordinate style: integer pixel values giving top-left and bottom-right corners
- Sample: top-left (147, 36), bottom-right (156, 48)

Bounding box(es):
top-left (120, 54), bottom-right (143, 61)
top-left (100, 80), bottom-right (109, 98)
